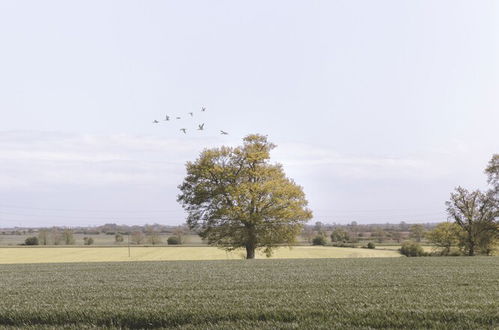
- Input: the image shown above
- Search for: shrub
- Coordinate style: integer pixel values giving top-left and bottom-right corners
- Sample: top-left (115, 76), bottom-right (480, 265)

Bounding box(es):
top-left (330, 228), bottom-right (349, 243)
top-left (24, 236), bottom-right (39, 245)
top-left (331, 242), bottom-right (357, 248)
top-left (167, 236), bottom-right (181, 245)
top-left (312, 236), bottom-right (327, 246)
top-left (400, 241), bottom-right (426, 257)
top-left (367, 242), bottom-right (375, 249)
top-left (83, 237), bottom-right (94, 245)
top-left (115, 234), bottom-right (124, 243)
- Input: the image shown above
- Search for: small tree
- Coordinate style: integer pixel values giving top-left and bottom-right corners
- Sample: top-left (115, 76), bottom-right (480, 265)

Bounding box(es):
top-left (62, 229), bottom-right (75, 245)
top-left (391, 231), bottom-right (403, 243)
top-left (83, 237), bottom-right (94, 245)
top-left (373, 228), bottom-right (386, 243)
top-left (409, 224), bottom-right (425, 242)
top-left (172, 226), bottom-right (186, 244)
top-left (50, 228), bottom-right (62, 245)
top-left (115, 234), bottom-right (124, 243)
top-left (330, 228), bottom-right (349, 243)
top-left (146, 226), bottom-right (162, 245)
top-left (131, 231), bottom-right (145, 245)
top-left (24, 236), bottom-right (39, 245)
top-left (38, 229), bottom-right (49, 245)
top-left (446, 187), bottom-right (498, 256)
top-left (426, 222), bottom-right (462, 255)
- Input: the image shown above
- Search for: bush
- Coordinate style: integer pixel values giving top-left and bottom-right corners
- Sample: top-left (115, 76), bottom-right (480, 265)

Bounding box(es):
top-left (167, 236), bottom-right (181, 245)
top-left (331, 242), bottom-right (357, 248)
top-left (312, 236), bottom-right (327, 246)
top-left (83, 237), bottom-right (94, 245)
top-left (115, 234), bottom-right (124, 243)
top-left (367, 242), bottom-right (375, 249)
top-left (400, 241), bottom-right (426, 257)
top-left (24, 236), bottom-right (39, 245)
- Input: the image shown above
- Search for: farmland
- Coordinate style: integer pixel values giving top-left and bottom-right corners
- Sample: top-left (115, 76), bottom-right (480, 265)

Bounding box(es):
top-left (0, 246), bottom-right (400, 264)
top-left (0, 257), bottom-right (497, 329)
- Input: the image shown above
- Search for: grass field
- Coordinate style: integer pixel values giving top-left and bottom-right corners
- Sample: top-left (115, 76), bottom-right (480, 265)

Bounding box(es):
top-left (0, 246), bottom-right (401, 264)
top-left (0, 257), bottom-right (497, 329)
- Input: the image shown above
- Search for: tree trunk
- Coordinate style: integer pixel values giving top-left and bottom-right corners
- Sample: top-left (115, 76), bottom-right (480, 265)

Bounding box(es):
top-left (246, 245), bottom-right (256, 259)
top-left (245, 223), bottom-right (257, 259)
top-left (468, 243), bottom-right (475, 256)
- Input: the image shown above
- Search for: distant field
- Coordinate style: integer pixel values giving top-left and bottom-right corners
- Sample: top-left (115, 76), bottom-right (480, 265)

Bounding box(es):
top-left (0, 257), bottom-right (497, 329)
top-left (0, 233), bottom-right (205, 246)
top-left (0, 246), bottom-right (401, 264)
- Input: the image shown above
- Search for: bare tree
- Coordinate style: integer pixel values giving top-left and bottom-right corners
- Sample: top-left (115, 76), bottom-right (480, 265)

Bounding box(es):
top-left (131, 231), bottom-right (145, 245)
top-left (38, 229), bottom-right (49, 245)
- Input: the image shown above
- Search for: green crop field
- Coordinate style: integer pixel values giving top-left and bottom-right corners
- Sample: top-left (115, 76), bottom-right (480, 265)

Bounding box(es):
top-left (0, 257), bottom-right (497, 329)
top-left (0, 246), bottom-right (400, 264)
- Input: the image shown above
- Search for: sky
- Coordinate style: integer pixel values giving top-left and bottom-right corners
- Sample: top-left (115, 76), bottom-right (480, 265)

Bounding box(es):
top-left (0, 0), bottom-right (498, 227)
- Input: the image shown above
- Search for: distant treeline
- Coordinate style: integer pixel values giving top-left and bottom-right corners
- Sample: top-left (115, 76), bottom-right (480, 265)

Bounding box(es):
top-left (301, 221), bottom-right (437, 244)
top-left (1, 223), bottom-right (190, 246)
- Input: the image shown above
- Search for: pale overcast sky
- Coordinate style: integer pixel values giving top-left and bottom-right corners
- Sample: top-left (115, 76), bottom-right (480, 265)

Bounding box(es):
top-left (0, 1), bottom-right (498, 227)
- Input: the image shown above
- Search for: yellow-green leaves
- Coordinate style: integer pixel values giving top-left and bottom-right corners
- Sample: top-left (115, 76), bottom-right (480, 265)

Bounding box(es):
top-left (178, 134), bottom-right (312, 258)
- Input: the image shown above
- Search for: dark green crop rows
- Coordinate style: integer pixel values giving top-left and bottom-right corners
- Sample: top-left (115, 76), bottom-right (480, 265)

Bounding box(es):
top-left (0, 257), bottom-right (497, 329)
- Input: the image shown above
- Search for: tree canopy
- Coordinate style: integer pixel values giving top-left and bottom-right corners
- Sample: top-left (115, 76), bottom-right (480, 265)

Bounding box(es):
top-left (485, 154), bottom-right (499, 196)
top-left (446, 187), bottom-right (498, 256)
top-left (426, 222), bottom-right (462, 255)
top-left (177, 134), bottom-right (312, 259)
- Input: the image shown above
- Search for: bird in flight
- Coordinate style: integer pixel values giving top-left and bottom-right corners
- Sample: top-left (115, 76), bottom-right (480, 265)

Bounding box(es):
top-left (176, 116), bottom-right (181, 120)
top-left (188, 112), bottom-right (194, 117)
top-left (152, 120), bottom-right (159, 124)
top-left (201, 107), bottom-right (206, 112)
top-left (220, 130), bottom-right (228, 135)
top-left (180, 128), bottom-right (187, 134)
top-left (197, 123), bottom-right (205, 131)
top-left (164, 115), bottom-right (170, 121)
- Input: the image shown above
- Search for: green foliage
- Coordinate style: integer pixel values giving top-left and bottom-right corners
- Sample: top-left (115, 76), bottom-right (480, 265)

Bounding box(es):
top-left (167, 236), bottom-right (181, 245)
top-left (426, 222), bottom-right (462, 255)
top-left (0, 258), bottom-right (497, 328)
top-left (409, 224), bottom-right (425, 242)
top-left (446, 187), bottom-right (498, 256)
top-left (400, 241), bottom-right (426, 257)
top-left (330, 228), bottom-right (349, 243)
top-left (312, 235), bottom-right (327, 246)
top-left (62, 229), bottom-right (75, 245)
top-left (331, 242), bottom-right (357, 248)
top-left (83, 237), bottom-right (94, 245)
top-left (24, 237), bottom-right (39, 245)
top-left (372, 228), bottom-right (387, 243)
top-left (115, 234), bottom-right (124, 243)
top-left (367, 242), bottom-right (375, 249)
top-left (37, 230), bottom-right (49, 245)
top-left (178, 134), bottom-right (313, 259)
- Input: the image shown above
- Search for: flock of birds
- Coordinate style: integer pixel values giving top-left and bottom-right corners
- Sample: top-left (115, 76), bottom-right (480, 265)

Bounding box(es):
top-left (152, 107), bottom-right (229, 135)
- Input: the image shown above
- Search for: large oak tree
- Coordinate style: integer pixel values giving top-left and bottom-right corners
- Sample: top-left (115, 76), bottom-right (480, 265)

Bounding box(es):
top-left (446, 187), bottom-right (498, 256)
top-left (177, 134), bottom-right (312, 259)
